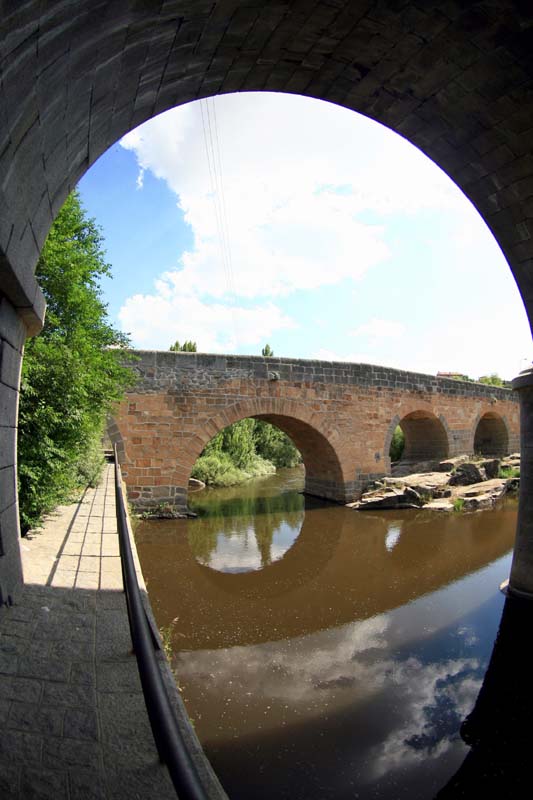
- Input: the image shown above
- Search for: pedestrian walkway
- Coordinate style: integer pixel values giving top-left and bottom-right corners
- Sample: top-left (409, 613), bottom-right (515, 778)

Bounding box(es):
top-left (0, 464), bottom-right (177, 799)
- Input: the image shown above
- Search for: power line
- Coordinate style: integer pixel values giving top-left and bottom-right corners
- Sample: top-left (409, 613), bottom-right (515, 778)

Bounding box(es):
top-left (199, 97), bottom-right (239, 347)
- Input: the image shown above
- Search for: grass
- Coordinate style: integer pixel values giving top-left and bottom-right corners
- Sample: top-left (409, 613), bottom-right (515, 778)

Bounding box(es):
top-left (159, 617), bottom-right (179, 660)
top-left (191, 452), bottom-right (275, 487)
top-left (453, 497), bottom-right (465, 513)
top-left (498, 466), bottom-right (520, 479)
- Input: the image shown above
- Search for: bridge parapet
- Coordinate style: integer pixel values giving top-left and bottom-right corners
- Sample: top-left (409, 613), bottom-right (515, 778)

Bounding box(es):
top-left (130, 351), bottom-right (514, 401)
top-left (113, 351), bottom-right (519, 512)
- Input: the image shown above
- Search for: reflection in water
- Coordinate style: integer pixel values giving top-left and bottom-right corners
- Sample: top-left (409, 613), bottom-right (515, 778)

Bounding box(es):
top-left (135, 468), bottom-right (519, 799)
top-left (437, 593), bottom-right (533, 798)
top-left (385, 523), bottom-right (401, 552)
top-left (188, 476), bottom-right (305, 572)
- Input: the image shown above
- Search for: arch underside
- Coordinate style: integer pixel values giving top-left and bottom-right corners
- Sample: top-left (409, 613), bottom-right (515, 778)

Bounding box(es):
top-left (2, 2), bottom-right (533, 342)
top-left (474, 413), bottom-right (509, 457)
top-left (253, 413), bottom-right (347, 503)
top-left (400, 411), bottom-right (449, 462)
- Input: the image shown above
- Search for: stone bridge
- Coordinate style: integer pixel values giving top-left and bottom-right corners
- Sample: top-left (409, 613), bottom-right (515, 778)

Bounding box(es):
top-left (110, 351), bottom-right (519, 512)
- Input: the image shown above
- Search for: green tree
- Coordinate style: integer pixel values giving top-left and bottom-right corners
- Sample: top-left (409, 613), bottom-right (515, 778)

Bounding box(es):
top-left (262, 344), bottom-right (274, 357)
top-left (389, 425), bottom-right (405, 462)
top-left (478, 373), bottom-right (505, 387)
top-left (17, 191), bottom-right (133, 531)
top-left (253, 420), bottom-right (301, 468)
top-left (170, 340), bottom-right (197, 352)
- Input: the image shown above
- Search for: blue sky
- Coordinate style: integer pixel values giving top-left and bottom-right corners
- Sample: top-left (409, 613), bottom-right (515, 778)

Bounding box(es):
top-left (78, 92), bottom-right (532, 380)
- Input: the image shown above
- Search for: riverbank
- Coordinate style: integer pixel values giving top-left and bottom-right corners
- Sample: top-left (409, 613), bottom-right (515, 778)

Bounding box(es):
top-left (349, 453), bottom-right (520, 512)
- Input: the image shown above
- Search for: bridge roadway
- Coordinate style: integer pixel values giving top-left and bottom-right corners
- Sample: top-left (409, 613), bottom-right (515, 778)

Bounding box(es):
top-left (111, 351), bottom-right (520, 514)
top-left (0, 465), bottom-right (223, 800)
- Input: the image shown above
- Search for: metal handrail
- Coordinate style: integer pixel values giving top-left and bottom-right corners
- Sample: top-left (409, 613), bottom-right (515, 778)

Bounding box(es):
top-left (113, 447), bottom-right (206, 799)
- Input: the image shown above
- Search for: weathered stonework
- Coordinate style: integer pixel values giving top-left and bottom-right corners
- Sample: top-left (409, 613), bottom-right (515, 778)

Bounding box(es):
top-left (111, 351), bottom-right (520, 512)
top-left (0, 295), bottom-right (26, 603)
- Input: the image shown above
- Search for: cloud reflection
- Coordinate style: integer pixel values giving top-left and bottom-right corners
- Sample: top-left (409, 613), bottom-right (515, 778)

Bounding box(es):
top-left (176, 607), bottom-right (483, 788)
top-left (367, 656), bottom-right (482, 781)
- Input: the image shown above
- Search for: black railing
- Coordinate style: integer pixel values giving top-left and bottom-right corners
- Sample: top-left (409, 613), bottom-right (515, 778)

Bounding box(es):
top-left (113, 448), bottom-right (207, 800)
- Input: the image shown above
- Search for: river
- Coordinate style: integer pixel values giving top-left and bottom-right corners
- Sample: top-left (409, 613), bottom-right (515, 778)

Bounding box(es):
top-left (135, 466), bottom-right (518, 799)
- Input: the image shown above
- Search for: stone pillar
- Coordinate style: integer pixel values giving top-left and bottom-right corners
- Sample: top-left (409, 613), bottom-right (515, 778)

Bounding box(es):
top-left (0, 255), bottom-right (46, 604)
top-left (509, 367), bottom-right (533, 597)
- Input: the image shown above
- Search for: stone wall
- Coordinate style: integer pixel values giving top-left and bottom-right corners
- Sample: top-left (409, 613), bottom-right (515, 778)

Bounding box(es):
top-left (0, 297), bottom-right (27, 603)
top-left (111, 351), bottom-right (520, 512)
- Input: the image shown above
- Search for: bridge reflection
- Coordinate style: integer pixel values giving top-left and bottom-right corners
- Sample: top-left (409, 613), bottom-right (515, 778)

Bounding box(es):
top-left (135, 493), bottom-right (516, 651)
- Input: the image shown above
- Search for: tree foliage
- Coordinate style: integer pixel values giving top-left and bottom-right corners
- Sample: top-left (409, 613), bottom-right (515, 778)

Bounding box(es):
top-left (170, 340), bottom-right (197, 352)
top-left (261, 343), bottom-right (274, 357)
top-left (18, 191), bottom-right (133, 531)
top-left (389, 425), bottom-right (405, 462)
top-left (478, 373), bottom-right (506, 387)
top-left (192, 418), bottom-right (301, 486)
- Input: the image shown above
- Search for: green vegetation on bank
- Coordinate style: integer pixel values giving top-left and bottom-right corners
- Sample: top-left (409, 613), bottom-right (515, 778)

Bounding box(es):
top-left (18, 192), bottom-right (134, 532)
top-left (389, 425), bottom-right (405, 461)
top-left (498, 465), bottom-right (520, 479)
top-left (191, 418), bottom-right (302, 487)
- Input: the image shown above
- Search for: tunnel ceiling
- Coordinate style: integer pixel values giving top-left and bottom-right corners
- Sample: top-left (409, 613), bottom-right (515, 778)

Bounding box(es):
top-left (1, 2), bottom-right (533, 336)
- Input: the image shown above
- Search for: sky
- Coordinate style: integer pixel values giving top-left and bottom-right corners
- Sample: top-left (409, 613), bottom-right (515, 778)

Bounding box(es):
top-left (78, 91), bottom-right (533, 380)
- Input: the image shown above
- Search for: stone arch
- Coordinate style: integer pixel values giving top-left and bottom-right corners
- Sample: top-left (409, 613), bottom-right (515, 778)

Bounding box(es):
top-left (3, 4), bottom-right (533, 332)
top-left (387, 410), bottom-right (450, 464)
top-left (474, 412), bottom-right (510, 457)
top-left (2, 3), bottom-right (533, 600)
top-left (185, 398), bottom-right (348, 505)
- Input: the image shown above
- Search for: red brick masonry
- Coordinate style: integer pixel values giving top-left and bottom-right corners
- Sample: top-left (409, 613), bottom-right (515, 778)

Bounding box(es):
top-left (110, 352), bottom-right (519, 512)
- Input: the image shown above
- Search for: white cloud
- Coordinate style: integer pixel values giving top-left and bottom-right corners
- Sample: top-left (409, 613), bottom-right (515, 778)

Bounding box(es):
top-left (194, 517), bottom-right (303, 572)
top-left (119, 282), bottom-right (295, 352)
top-left (116, 92), bottom-right (531, 369)
top-left (117, 93), bottom-right (469, 347)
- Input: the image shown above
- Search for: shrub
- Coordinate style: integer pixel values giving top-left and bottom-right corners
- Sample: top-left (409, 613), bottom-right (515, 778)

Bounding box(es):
top-left (18, 192), bottom-right (133, 531)
top-left (191, 452), bottom-right (275, 487)
top-left (498, 466), bottom-right (520, 479)
top-left (389, 426), bottom-right (405, 462)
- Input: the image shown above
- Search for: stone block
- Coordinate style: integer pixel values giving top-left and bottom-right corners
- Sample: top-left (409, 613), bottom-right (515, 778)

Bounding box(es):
top-left (0, 426), bottom-right (16, 470)
top-left (63, 707), bottom-right (99, 742)
top-left (20, 766), bottom-right (68, 800)
top-left (68, 768), bottom-right (107, 800)
top-left (0, 297), bottom-right (26, 351)
top-left (0, 728), bottom-right (42, 766)
top-left (0, 341), bottom-right (21, 389)
top-left (0, 465), bottom-right (16, 513)
top-left (42, 736), bottom-right (101, 770)
top-left (41, 681), bottom-right (96, 709)
top-left (0, 675), bottom-right (42, 704)
top-left (8, 702), bottom-right (64, 737)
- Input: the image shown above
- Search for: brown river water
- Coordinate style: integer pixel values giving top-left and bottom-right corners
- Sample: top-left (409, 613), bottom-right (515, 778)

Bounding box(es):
top-left (135, 466), bottom-right (518, 799)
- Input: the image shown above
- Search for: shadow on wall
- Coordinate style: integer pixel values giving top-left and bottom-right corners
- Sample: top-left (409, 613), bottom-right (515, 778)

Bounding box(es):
top-left (474, 413), bottom-right (509, 457)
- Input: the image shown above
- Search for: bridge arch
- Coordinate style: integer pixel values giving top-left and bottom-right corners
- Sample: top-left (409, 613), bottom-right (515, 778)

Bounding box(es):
top-left (386, 410), bottom-right (450, 466)
top-left (474, 412), bottom-right (510, 457)
top-left (185, 399), bottom-right (348, 506)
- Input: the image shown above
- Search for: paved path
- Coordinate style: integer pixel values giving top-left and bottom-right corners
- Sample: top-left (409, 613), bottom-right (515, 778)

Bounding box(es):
top-left (0, 464), bottom-right (177, 799)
